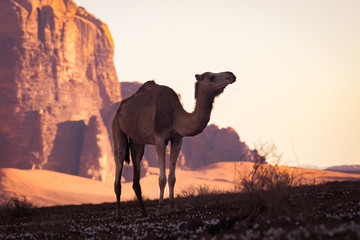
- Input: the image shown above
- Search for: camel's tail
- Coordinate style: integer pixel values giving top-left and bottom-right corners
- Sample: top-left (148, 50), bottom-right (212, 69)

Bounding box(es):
top-left (112, 115), bottom-right (130, 164)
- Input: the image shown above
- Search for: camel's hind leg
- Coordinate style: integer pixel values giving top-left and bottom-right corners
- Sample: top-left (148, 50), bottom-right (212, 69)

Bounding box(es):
top-left (112, 119), bottom-right (129, 220)
top-left (129, 139), bottom-right (148, 217)
top-left (114, 159), bottom-right (124, 219)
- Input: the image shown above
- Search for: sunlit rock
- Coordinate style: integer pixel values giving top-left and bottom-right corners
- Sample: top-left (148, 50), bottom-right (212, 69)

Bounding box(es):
top-left (0, 0), bottom-right (121, 182)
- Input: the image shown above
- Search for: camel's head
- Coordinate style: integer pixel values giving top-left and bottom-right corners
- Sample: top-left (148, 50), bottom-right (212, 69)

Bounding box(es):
top-left (195, 71), bottom-right (236, 98)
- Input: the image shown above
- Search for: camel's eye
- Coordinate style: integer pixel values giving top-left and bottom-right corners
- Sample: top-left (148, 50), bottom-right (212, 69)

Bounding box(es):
top-left (209, 75), bottom-right (215, 82)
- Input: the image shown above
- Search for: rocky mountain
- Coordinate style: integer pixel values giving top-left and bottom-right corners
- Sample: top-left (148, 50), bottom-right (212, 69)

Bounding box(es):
top-left (0, 0), bottom-right (120, 182)
top-left (325, 165), bottom-right (360, 174)
top-left (0, 0), bottom-right (254, 184)
top-left (181, 125), bottom-right (254, 169)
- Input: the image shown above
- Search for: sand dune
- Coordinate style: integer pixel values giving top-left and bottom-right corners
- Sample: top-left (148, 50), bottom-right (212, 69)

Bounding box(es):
top-left (0, 168), bottom-right (115, 206)
top-left (1, 162), bottom-right (359, 207)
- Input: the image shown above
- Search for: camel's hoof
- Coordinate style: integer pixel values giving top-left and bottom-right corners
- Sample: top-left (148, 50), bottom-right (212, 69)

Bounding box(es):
top-left (156, 209), bottom-right (162, 215)
top-left (157, 204), bottom-right (165, 215)
top-left (169, 201), bottom-right (175, 210)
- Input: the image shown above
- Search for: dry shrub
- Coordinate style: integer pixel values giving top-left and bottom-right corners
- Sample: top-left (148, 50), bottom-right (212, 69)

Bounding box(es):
top-left (179, 184), bottom-right (224, 198)
top-left (236, 140), bottom-right (300, 193)
top-left (232, 141), bottom-right (303, 222)
top-left (241, 164), bottom-right (299, 192)
top-left (0, 197), bottom-right (36, 219)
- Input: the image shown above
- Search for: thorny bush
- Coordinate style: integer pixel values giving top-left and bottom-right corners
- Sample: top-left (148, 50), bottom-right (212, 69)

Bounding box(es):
top-left (0, 197), bottom-right (36, 219)
top-left (235, 140), bottom-right (300, 193)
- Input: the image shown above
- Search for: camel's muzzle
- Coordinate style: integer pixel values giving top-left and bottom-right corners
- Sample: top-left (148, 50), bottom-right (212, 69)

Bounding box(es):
top-left (225, 72), bottom-right (236, 84)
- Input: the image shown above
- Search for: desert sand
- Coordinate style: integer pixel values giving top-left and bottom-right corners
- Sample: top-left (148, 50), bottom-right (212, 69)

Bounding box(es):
top-left (1, 162), bottom-right (359, 207)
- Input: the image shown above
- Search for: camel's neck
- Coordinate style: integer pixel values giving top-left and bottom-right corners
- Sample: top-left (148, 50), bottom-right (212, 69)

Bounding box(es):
top-left (175, 92), bottom-right (215, 137)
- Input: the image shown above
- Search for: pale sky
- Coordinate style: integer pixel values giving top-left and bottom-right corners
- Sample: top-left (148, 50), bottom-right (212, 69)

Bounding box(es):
top-left (76, 0), bottom-right (360, 168)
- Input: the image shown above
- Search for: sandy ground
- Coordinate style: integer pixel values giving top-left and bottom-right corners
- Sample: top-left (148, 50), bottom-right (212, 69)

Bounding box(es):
top-left (1, 162), bottom-right (359, 207)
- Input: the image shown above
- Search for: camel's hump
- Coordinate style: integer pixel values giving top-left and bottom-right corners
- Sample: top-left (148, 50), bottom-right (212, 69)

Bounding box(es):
top-left (141, 80), bottom-right (157, 89)
top-left (134, 80), bottom-right (157, 95)
top-left (122, 80), bottom-right (177, 103)
top-left (121, 80), bottom-right (156, 101)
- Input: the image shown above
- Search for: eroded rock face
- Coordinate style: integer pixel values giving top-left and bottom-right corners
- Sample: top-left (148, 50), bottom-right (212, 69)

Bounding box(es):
top-left (181, 124), bottom-right (254, 169)
top-left (120, 82), bottom-right (144, 100)
top-left (0, 0), bottom-right (120, 182)
top-left (79, 115), bottom-right (114, 183)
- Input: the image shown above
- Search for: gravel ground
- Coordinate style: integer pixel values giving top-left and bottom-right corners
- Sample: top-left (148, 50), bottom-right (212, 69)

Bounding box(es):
top-left (0, 181), bottom-right (359, 239)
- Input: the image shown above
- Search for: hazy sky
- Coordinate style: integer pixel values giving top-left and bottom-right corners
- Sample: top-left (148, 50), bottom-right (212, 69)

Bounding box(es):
top-left (76, 0), bottom-right (360, 168)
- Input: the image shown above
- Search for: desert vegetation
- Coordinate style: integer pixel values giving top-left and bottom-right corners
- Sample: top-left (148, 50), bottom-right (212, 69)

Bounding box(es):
top-left (179, 184), bottom-right (225, 198)
top-left (0, 181), bottom-right (359, 239)
top-left (0, 197), bottom-right (36, 220)
top-left (1, 142), bottom-right (359, 239)
top-left (234, 140), bottom-right (301, 193)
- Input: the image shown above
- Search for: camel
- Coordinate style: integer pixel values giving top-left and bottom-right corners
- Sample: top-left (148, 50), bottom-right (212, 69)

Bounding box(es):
top-left (112, 71), bottom-right (236, 218)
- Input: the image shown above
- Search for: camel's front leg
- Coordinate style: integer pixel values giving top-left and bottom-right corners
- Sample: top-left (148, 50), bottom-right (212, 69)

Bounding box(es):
top-left (168, 138), bottom-right (182, 209)
top-left (155, 138), bottom-right (166, 212)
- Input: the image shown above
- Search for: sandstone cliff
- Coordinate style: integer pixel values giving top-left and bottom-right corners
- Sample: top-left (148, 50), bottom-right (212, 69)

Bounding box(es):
top-left (181, 124), bottom-right (254, 169)
top-left (0, 0), bottom-right (120, 182)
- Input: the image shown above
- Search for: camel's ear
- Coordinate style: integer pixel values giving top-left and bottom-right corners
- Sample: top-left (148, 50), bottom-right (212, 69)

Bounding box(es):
top-left (195, 74), bottom-right (203, 81)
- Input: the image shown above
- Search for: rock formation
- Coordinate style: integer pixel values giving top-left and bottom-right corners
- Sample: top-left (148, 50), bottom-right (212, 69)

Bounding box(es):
top-left (181, 124), bottom-right (254, 169)
top-left (325, 165), bottom-right (360, 174)
top-left (78, 115), bottom-right (114, 182)
top-left (0, 0), bottom-right (120, 182)
top-left (120, 82), bottom-right (144, 99)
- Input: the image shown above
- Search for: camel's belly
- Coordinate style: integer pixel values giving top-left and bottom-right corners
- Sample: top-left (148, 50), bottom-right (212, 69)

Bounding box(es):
top-left (128, 132), bottom-right (156, 145)
top-left (119, 114), bottom-right (156, 145)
